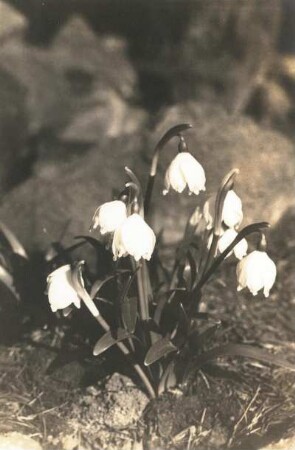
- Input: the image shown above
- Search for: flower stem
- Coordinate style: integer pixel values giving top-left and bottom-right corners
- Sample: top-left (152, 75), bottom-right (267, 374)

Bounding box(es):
top-left (201, 169), bottom-right (239, 277)
top-left (72, 262), bottom-right (156, 398)
top-left (125, 167), bottom-right (144, 216)
top-left (135, 260), bottom-right (150, 321)
top-left (94, 313), bottom-right (156, 399)
top-left (197, 222), bottom-right (270, 290)
top-left (144, 123), bottom-right (192, 216)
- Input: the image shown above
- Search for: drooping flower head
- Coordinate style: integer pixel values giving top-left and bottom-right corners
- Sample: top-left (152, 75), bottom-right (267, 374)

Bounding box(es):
top-left (164, 152), bottom-right (206, 196)
top-left (90, 200), bottom-right (127, 235)
top-left (236, 250), bottom-right (276, 297)
top-left (112, 213), bottom-right (156, 262)
top-left (47, 265), bottom-right (81, 312)
top-left (203, 190), bottom-right (243, 230)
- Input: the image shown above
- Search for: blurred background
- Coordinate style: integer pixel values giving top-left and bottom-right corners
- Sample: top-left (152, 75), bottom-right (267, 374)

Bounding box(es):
top-left (0, 0), bottom-right (294, 252)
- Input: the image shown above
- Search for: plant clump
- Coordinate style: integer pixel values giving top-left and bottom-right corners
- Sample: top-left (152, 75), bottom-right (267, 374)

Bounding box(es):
top-left (44, 124), bottom-right (295, 399)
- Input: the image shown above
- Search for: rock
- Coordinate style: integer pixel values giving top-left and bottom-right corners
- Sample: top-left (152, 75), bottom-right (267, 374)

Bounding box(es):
top-left (0, 134), bottom-right (144, 254)
top-left (279, 0), bottom-right (295, 53)
top-left (66, 373), bottom-right (148, 450)
top-left (0, 14), bottom-right (143, 151)
top-left (130, 0), bottom-right (281, 112)
top-left (246, 54), bottom-right (295, 133)
top-left (0, 67), bottom-right (28, 194)
top-left (1, 1), bottom-right (281, 113)
top-left (178, 0), bottom-right (281, 112)
top-left (103, 373), bottom-right (149, 430)
top-left (259, 435), bottom-right (295, 450)
top-left (51, 16), bottom-right (145, 146)
top-left (51, 15), bottom-right (136, 100)
top-left (0, 432), bottom-right (42, 450)
top-left (0, 102), bottom-right (293, 255)
top-left (59, 94), bottom-right (146, 145)
top-left (0, 40), bottom-right (71, 135)
top-left (0, 1), bottom-right (27, 40)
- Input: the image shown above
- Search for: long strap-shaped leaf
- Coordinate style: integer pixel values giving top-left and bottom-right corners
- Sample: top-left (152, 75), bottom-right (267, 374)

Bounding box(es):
top-left (0, 265), bottom-right (20, 301)
top-left (196, 222), bottom-right (270, 290)
top-left (192, 343), bottom-right (295, 373)
top-left (158, 360), bottom-right (177, 395)
top-left (93, 328), bottom-right (132, 356)
top-left (72, 261), bottom-right (156, 398)
top-left (90, 275), bottom-right (116, 300)
top-left (122, 296), bottom-right (138, 333)
top-left (0, 221), bottom-right (28, 259)
top-left (144, 336), bottom-right (178, 366)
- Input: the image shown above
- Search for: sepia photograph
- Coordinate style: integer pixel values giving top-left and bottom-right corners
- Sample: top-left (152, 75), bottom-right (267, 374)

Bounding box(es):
top-left (0, 1), bottom-right (295, 449)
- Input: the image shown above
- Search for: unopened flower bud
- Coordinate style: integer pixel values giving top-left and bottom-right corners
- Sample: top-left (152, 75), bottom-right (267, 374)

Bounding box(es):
top-left (236, 250), bottom-right (276, 297)
top-left (112, 213), bottom-right (156, 261)
top-left (218, 229), bottom-right (248, 260)
top-left (90, 200), bottom-right (127, 235)
top-left (203, 190), bottom-right (243, 230)
top-left (164, 152), bottom-right (206, 195)
top-left (47, 265), bottom-right (81, 312)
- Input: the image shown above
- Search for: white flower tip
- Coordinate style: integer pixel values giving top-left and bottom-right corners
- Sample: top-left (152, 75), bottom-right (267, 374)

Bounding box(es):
top-left (236, 250), bottom-right (276, 298)
top-left (164, 152), bottom-right (206, 196)
top-left (162, 189), bottom-right (169, 196)
top-left (89, 222), bottom-right (97, 233)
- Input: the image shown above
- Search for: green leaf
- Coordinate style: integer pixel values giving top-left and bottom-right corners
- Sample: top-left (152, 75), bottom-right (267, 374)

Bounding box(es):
top-left (0, 264), bottom-right (20, 301)
top-left (154, 291), bottom-right (176, 326)
top-left (158, 360), bottom-right (177, 395)
top-left (183, 343), bottom-right (295, 384)
top-left (144, 336), bottom-right (178, 366)
top-left (183, 250), bottom-right (197, 290)
top-left (90, 275), bottom-right (115, 299)
top-left (71, 261), bottom-right (88, 302)
top-left (62, 306), bottom-right (73, 317)
top-left (189, 322), bottom-right (221, 351)
top-left (71, 261), bottom-right (100, 317)
top-left (197, 222), bottom-right (270, 289)
top-left (121, 296), bottom-right (138, 333)
top-left (93, 328), bottom-right (131, 356)
top-left (74, 235), bottom-right (103, 250)
top-left (0, 221), bottom-right (28, 259)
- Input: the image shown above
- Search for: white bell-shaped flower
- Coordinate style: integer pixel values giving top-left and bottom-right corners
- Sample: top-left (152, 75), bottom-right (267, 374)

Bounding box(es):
top-left (203, 190), bottom-right (243, 230)
top-left (47, 265), bottom-right (81, 312)
top-left (91, 200), bottom-right (127, 235)
top-left (218, 228), bottom-right (248, 260)
top-left (112, 213), bottom-right (156, 261)
top-left (236, 250), bottom-right (276, 297)
top-left (164, 152), bottom-right (206, 195)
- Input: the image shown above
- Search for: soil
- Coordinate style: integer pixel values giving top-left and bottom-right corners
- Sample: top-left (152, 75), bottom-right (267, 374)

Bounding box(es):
top-left (0, 208), bottom-right (295, 450)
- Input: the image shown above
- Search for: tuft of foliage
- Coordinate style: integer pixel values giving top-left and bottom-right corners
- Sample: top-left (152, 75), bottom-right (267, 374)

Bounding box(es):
top-left (46, 124), bottom-right (295, 398)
